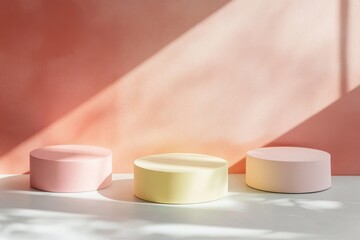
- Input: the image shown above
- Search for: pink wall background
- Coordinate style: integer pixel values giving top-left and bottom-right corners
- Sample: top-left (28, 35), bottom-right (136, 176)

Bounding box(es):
top-left (0, 0), bottom-right (359, 175)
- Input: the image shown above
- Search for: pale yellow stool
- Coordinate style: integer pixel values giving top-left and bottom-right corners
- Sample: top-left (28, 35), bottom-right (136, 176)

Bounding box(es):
top-left (134, 153), bottom-right (228, 204)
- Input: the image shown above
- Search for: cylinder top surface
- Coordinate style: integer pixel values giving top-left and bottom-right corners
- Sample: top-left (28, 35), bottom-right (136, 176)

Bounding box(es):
top-left (247, 147), bottom-right (330, 162)
top-left (30, 145), bottom-right (111, 162)
top-left (134, 153), bottom-right (227, 173)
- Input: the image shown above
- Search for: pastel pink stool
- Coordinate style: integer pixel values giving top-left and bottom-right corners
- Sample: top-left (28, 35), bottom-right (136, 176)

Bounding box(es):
top-left (30, 145), bottom-right (112, 192)
top-left (246, 147), bottom-right (331, 193)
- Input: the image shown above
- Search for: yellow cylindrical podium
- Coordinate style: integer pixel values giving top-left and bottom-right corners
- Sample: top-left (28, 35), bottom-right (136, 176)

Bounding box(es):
top-left (134, 153), bottom-right (228, 204)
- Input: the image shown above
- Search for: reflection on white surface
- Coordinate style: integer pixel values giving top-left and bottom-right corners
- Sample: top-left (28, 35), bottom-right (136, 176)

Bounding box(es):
top-left (0, 208), bottom-right (315, 240)
top-left (234, 197), bottom-right (344, 210)
top-left (295, 200), bottom-right (343, 210)
top-left (0, 174), bottom-right (359, 240)
top-left (262, 198), bottom-right (296, 207)
top-left (1, 209), bottom-right (92, 240)
top-left (142, 224), bottom-right (314, 239)
top-left (0, 208), bottom-right (147, 240)
top-left (3, 208), bottom-right (88, 218)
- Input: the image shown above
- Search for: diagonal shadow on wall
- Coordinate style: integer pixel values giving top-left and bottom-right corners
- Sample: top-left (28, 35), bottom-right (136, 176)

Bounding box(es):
top-left (1, 0), bottom-right (358, 175)
top-left (0, 0), bottom-right (229, 157)
top-left (230, 0), bottom-right (357, 175)
top-left (229, 85), bottom-right (360, 175)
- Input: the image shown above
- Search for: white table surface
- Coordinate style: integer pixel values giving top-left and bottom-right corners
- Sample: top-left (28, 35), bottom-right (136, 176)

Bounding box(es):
top-left (0, 174), bottom-right (359, 240)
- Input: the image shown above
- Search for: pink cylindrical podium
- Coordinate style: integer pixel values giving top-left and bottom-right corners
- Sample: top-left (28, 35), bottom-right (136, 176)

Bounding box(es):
top-left (30, 145), bottom-right (112, 192)
top-left (246, 147), bottom-right (331, 193)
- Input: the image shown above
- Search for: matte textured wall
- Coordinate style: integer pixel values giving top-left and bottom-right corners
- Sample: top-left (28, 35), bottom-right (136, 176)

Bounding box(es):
top-left (0, 0), bottom-right (359, 174)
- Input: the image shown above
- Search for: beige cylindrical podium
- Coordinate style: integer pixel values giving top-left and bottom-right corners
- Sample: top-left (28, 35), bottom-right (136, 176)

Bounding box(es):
top-left (134, 153), bottom-right (228, 204)
top-left (246, 147), bottom-right (331, 193)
